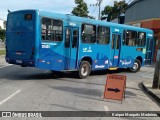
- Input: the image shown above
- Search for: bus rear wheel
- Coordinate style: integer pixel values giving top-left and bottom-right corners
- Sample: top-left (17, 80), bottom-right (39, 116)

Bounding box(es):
top-left (129, 59), bottom-right (141, 72)
top-left (78, 61), bottom-right (91, 79)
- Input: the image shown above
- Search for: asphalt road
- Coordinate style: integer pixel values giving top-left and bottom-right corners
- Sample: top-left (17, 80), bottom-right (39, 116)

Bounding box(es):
top-left (0, 59), bottom-right (159, 120)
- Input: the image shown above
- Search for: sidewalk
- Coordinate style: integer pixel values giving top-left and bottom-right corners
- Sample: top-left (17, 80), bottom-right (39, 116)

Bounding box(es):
top-left (0, 42), bottom-right (5, 50)
top-left (0, 55), bottom-right (6, 65)
top-left (142, 65), bottom-right (160, 105)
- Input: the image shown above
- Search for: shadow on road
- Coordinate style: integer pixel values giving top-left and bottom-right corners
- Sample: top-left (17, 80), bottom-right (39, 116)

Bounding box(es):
top-left (0, 66), bottom-right (129, 81)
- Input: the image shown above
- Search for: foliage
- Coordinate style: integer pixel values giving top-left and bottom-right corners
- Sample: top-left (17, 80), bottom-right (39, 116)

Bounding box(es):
top-left (72, 0), bottom-right (94, 19)
top-left (0, 30), bottom-right (6, 42)
top-left (101, 0), bottom-right (128, 21)
top-left (3, 21), bottom-right (6, 29)
top-left (0, 50), bottom-right (6, 55)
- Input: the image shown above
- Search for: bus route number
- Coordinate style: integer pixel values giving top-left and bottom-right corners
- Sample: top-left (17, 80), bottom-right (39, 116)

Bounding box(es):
top-left (42, 44), bottom-right (50, 49)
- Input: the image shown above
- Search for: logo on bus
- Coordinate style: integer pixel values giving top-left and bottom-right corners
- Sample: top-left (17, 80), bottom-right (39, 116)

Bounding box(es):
top-left (95, 65), bottom-right (105, 68)
top-left (120, 60), bottom-right (131, 65)
top-left (83, 46), bottom-right (92, 53)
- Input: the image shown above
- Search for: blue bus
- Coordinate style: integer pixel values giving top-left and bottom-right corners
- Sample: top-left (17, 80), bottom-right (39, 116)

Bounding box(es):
top-left (5, 10), bottom-right (154, 78)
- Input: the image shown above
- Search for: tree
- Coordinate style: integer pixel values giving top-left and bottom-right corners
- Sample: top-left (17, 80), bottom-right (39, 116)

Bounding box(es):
top-left (72, 0), bottom-right (92, 18)
top-left (3, 21), bottom-right (6, 29)
top-left (0, 29), bottom-right (5, 42)
top-left (101, 0), bottom-right (128, 21)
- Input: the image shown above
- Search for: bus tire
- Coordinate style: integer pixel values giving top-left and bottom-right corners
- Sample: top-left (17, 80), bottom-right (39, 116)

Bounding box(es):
top-left (78, 61), bottom-right (91, 79)
top-left (129, 59), bottom-right (141, 73)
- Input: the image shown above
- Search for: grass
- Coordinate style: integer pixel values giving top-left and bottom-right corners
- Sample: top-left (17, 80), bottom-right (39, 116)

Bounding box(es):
top-left (0, 50), bottom-right (6, 55)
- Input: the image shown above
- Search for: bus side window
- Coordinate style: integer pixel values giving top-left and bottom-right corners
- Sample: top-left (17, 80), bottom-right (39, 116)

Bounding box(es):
top-left (112, 35), bottom-right (115, 49)
top-left (125, 30), bottom-right (137, 46)
top-left (116, 35), bottom-right (120, 49)
top-left (41, 17), bottom-right (63, 42)
top-left (65, 29), bottom-right (71, 48)
top-left (81, 24), bottom-right (96, 43)
top-left (137, 32), bottom-right (146, 46)
top-left (97, 26), bottom-right (110, 44)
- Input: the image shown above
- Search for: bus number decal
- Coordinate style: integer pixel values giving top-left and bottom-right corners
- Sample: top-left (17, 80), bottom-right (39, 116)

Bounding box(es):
top-left (42, 44), bottom-right (50, 49)
top-left (83, 46), bottom-right (92, 53)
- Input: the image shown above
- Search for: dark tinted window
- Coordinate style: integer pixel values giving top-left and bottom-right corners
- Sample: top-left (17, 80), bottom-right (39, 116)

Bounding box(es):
top-left (7, 13), bottom-right (34, 31)
top-left (65, 29), bottom-right (71, 48)
top-left (137, 32), bottom-right (146, 46)
top-left (24, 14), bottom-right (32, 20)
top-left (72, 30), bottom-right (78, 48)
top-left (81, 24), bottom-right (96, 43)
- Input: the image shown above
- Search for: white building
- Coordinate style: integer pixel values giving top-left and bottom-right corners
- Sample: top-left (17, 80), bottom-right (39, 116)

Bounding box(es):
top-left (0, 18), bottom-right (5, 29)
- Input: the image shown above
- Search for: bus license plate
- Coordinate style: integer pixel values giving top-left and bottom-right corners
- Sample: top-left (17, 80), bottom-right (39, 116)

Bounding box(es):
top-left (16, 60), bottom-right (23, 64)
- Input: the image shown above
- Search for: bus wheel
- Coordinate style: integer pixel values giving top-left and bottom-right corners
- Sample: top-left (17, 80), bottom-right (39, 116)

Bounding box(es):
top-left (129, 59), bottom-right (141, 72)
top-left (78, 61), bottom-right (91, 79)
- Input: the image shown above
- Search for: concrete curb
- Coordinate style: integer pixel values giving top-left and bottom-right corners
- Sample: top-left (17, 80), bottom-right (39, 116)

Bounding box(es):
top-left (142, 82), bottom-right (160, 105)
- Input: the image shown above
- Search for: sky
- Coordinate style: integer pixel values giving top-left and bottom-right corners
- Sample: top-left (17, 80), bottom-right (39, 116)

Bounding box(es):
top-left (0, 0), bottom-right (132, 20)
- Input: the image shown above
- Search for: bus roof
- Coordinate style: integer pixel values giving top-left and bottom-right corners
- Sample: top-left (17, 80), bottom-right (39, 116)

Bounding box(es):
top-left (8, 9), bottom-right (153, 33)
top-left (39, 10), bottom-right (153, 33)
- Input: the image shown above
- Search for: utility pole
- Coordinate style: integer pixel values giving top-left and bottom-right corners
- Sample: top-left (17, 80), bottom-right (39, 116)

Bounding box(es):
top-left (98, 0), bottom-right (103, 20)
top-left (152, 40), bottom-right (160, 89)
top-left (90, 0), bottom-right (103, 20)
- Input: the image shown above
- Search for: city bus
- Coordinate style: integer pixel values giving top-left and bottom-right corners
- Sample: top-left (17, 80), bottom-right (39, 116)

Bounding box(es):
top-left (5, 10), bottom-right (154, 78)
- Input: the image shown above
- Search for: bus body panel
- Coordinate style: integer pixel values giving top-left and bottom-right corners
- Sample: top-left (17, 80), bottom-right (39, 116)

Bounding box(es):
top-left (6, 10), bottom-right (37, 67)
top-left (6, 9), bottom-right (154, 77)
top-left (37, 42), bottom-right (65, 70)
top-left (78, 43), bottom-right (110, 70)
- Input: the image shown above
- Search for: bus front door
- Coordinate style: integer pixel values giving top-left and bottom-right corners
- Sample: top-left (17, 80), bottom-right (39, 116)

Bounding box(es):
top-left (110, 34), bottom-right (121, 68)
top-left (64, 27), bottom-right (79, 70)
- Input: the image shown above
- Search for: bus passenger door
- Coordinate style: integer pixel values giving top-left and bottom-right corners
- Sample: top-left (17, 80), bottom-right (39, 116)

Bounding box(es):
top-left (110, 34), bottom-right (121, 67)
top-left (64, 27), bottom-right (79, 70)
top-left (145, 38), bottom-right (153, 65)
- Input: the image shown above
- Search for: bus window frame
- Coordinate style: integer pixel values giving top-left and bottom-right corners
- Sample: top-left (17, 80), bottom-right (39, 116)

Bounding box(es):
top-left (41, 16), bottom-right (63, 42)
top-left (123, 30), bottom-right (137, 47)
top-left (81, 23), bottom-right (96, 44)
top-left (97, 25), bottom-right (110, 45)
top-left (137, 32), bottom-right (146, 47)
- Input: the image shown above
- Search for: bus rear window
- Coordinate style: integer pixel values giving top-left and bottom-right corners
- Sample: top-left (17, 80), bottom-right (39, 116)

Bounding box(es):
top-left (24, 14), bottom-right (32, 20)
top-left (7, 13), bottom-right (34, 31)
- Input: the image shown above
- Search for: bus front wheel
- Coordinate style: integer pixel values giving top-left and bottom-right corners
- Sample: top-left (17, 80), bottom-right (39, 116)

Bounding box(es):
top-left (78, 61), bottom-right (91, 79)
top-left (129, 59), bottom-right (141, 72)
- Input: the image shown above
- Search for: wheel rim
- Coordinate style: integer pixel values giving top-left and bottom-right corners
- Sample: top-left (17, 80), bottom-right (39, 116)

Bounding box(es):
top-left (131, 62), bottom-right (138, 71)
top-left (81, 64), bottom-right (88, 76)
